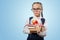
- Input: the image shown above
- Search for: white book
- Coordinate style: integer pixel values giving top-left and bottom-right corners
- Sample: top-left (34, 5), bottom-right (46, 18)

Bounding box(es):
top-left (28, 26), bottom-right (35, 29)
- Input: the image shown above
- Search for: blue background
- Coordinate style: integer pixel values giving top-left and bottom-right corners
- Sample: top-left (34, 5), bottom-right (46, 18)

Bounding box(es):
top-left (0, 0), bottom-right (60, 40)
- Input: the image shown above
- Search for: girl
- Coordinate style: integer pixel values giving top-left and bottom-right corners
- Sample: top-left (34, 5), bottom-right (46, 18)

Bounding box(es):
top-left (23, 2), bottom-right (47, 40)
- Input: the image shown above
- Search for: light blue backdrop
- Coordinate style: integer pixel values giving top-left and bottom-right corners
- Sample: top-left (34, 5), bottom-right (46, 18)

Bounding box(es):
top-left (0, 0), bottom-right (60, 40)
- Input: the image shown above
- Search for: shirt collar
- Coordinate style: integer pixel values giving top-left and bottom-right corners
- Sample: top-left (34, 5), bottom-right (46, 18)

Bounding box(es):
top-left (33, 15), bottom-right (42, 19)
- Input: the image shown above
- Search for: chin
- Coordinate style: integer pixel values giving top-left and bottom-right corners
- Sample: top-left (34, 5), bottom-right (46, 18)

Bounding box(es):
top-left (35, 15), bottom-right (39, 17)
top-left (34, 13), bottom-right (40, 17)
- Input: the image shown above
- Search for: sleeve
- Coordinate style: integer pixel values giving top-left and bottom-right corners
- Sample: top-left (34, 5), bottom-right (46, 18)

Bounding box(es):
top-left (23, 19), bottom-right (30, 34)
top-left (37, 20), bottom-right (47, 37)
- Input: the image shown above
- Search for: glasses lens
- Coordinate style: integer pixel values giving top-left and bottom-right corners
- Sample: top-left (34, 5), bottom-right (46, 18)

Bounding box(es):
top-left (32, 8), bottom-right (42, 10)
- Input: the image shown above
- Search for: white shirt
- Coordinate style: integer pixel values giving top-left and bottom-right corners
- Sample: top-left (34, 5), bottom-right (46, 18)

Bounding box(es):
top-left (23, 16), bottom-right (47, 37)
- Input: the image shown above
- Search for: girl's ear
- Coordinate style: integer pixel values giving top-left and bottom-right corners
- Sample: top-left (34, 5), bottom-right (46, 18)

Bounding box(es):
top-left (31, 8), bottom-right (32, 11)
top-left (31, 9), bottom-right (33, 11)
top-left (40, 9), bottom-right (43, 13)
top-left (31, 9), bottom-right (32, 10)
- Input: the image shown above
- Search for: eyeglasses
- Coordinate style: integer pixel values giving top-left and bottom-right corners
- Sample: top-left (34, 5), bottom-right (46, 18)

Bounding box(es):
top-left (32, 8), bottom-right (42, 10)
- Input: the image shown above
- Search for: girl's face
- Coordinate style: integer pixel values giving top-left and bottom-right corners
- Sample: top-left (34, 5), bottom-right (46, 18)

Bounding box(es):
top-left (32, 4), bottom-right (42, 17)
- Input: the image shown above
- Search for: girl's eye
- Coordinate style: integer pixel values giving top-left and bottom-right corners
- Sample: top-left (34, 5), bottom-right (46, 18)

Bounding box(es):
top-left (32, 8), bottom-right (42, 10)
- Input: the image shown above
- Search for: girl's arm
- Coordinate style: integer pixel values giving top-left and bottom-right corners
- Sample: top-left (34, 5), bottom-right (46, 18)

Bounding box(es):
top-left (23, 19), bottom-right (30, 34)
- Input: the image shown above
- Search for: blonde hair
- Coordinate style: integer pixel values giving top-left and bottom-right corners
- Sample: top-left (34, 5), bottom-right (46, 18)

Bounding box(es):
top-left (32, 2), bottom-right (43, 10)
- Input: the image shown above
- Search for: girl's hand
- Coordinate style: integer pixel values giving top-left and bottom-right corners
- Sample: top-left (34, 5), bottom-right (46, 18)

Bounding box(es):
top-left (35, 25), bottom-right (41, 33)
